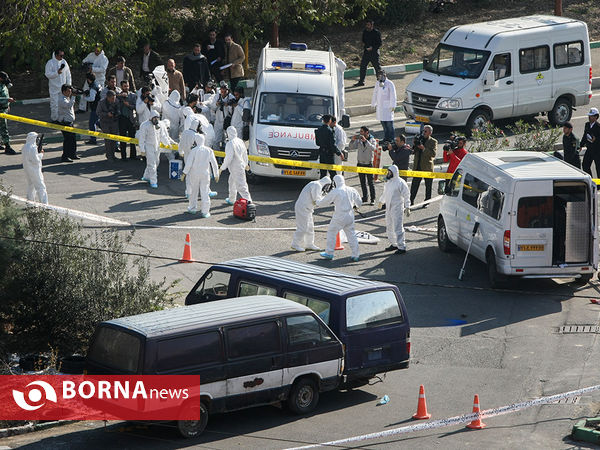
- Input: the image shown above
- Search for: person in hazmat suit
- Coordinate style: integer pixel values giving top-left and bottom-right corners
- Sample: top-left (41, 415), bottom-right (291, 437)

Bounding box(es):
top-left (317, 174), bottom-right (362, 261)
top-left (210, 82), bottom-right (235, 149)
top-left (183, 134), bottom-right (219, 217)
top-left (22, 132), bottom-right (48, 204)
top-left (45, 50), bottom-right (72, 122)
top-left (379, 165), bottom-right (411, 254)
top-left (162, 90), bottom-right (182, 142)
top-left (219, 126), bottom-right (251, 205)
top-left (291, 175), bottom-right (331, 252)
top-left (139, 110), bottom-right (162, 188)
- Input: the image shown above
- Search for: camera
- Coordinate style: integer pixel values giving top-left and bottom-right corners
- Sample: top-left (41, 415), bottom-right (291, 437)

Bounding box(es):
top-left (226, 98), bottom-right (237, 106)
top-left (443, 134), bottom-right (458, 152)
top-left (71, 87), bottom-right (84, 95)
top-left (413, 133), bottom-right (426, 148)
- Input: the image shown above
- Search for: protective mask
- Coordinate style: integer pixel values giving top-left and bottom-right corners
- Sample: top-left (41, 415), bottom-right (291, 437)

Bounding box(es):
top-left (6, 83), bottom-right (13, 89)
top-left (386, 170), bottom-right (393, 180)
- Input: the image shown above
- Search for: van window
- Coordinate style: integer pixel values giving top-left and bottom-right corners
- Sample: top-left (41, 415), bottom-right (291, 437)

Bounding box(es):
top-left (227, 321), bottom-right (281, 358)
top-left (446, 169), bottom-right (463, 197)
top-left (346, 290), bottom-right (403, 332)
top-left (554, 41), bottom-right (583, 68)
top-left (479, 187), bottom-right (505, 221)
top-left (258, 93), bottom-right (333, 128)
top-left (283, 292), bottom-right (331, 324)
top-left (286, 315), bottom-right (334, 349)
top-left (88, 327), bottom-right (141, 373)
top-left (519, 46), bottom-right (550, 74)
top-left (425, 44), bottom-right (490, 79)
top-left (517, 196), bottom-right (553, 228)
top-left (489, 53), bottom-right (511, 80)
top-left (156, 332), bottom-right (222, 372)
top-left (193, 270), bottom-right (231, 302)
top-left (239, 281), bottom-right (277, 297)
top-left (462, 173), bottom-right (489, 209)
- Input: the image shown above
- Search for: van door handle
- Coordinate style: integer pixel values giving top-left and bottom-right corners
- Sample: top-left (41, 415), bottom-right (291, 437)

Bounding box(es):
top-left (506, 80), bottom-right (513, 85)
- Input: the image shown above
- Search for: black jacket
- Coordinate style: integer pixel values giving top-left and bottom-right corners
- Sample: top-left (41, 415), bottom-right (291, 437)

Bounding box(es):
top-left (387, 143), bottom-right (412, 171)
top-left (362, 28), bottom-right (382, 52)
top-left (182, 53), bottom-right (211, 89)
top-left (580, 121), bottom-right (600, 154)
top-left (562, 133), bottom-right (580, 168)
top-left (140, 49), bottom-right (162, 76)
top-left (315, 124), bottom-right (338, 163)
top-left (201, 39), bottom-right (225, 65)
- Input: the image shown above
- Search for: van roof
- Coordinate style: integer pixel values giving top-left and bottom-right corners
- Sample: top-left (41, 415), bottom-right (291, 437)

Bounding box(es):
top-left (464, 151), bottom-right (590, 180)
top-left (263, 47), bottom-right (332, 74)
top-left (443, 15), bottom-right (584, 49)
top-left (214, 256), bottom-right (393, 295)
top-left (104, 295), bottom-right (310, 338)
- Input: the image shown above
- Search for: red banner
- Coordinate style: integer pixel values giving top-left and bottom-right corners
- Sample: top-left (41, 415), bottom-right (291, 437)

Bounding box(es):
top-left (0, 375), bottom-right (201, 420)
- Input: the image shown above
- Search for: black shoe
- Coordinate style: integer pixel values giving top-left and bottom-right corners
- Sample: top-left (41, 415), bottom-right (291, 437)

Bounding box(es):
top-left (362, 197), bottom-right (368, 203)
top-left (61, 156), bottom-right (73, 162)
top-left (395, 248), bottom-right (407, 254)
top-left (5, 145), bottom-right (17, 155)
top-left (422, 203), bottom-right (429, 209)
top-left (384, 245), bottom-right (397, 252)
top-left (71, 155), bottom-right (80, 160)
top-left (353, 82), bottom-right (365, 87)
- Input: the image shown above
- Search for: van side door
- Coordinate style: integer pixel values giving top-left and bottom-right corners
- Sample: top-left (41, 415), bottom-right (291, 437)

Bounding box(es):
top-left (514, 44), bottom-right (553, 115)
top-left (482, 52), bottom-right (515, 119)
top-left (224, 320), bottom-right (284, 410)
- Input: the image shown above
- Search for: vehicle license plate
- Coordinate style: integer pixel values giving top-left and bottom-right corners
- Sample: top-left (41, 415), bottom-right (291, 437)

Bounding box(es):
top-left (368, 349), bottom-right (382, 361)
top-left (282, 170), bottom-right (306, 176)
top-left (415, 115), bottom-right (430, 123)
top-left (518, 244), bottom-right (545, 251)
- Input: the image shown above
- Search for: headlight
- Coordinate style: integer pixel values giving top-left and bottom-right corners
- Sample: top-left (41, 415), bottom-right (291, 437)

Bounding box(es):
top-left (256, 139), bottom-right (269, 155)
top-left (437, 98), bottom-right (462, 110)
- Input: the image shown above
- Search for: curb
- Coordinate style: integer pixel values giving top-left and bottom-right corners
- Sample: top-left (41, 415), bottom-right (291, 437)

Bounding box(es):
top-left (0, 420), bottom-right (76, 438)
top-left (571, 417), bottom-right (600, 445)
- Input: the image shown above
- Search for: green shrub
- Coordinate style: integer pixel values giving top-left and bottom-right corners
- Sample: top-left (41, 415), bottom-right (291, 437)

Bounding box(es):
top-left (377, 0), bottom-right (428, 25)
top-left (507, 119), bottom-right (562, 152)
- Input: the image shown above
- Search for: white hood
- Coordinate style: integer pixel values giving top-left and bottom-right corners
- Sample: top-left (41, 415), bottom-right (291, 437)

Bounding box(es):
top-left (333, 174), bottom-right (345, 188)
top-left (25, 132), bottom-right (38, 146)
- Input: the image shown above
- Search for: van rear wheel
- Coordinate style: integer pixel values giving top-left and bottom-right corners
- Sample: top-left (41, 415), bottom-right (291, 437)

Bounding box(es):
top-left (287, 378), bottom-right (319, 415)
top-left (486, 251), bottom-right (504, 289)
top-left (573, 273), bottom-right (594, 285)
top-left (437, 216), bottom-right (454, 252)
top-left (548, 97), bottom-right (572, 126)
top-left (177, 401), bottom-right (208, 438)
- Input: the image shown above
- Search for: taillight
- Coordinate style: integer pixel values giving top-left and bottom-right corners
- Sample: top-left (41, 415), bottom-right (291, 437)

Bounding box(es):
top-left (407, 341), bottom-right (411, 355)
top-left (590, 67), bottom-right (593, 85)
top-left (503, 230), bottom-right (511, 255)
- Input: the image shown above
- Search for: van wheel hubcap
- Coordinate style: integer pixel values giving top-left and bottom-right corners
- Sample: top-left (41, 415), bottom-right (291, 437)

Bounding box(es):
top-left (555, 103), bottom-right (570, 123)
top-left (439, 223), bottom-right (447, 241)
top-left (297, 386), bottom-right (314, 407)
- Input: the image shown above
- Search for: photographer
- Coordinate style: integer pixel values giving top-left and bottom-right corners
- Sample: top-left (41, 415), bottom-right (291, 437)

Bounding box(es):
top-left (57, 84), bottom-right (77, 162)
top-left (385, 134), bottom-right (412, 180)
top-left (45, 50), bottom-right (72, 122)
top-left (443, 135), bottom-right (467, 173)
top-left (83, 72), bottom-right (102, 145)
top-left (96, 90), bottom-right (120, 161)
top-left (349, 126), bottom-right (377, 205)
top-left (409, 124), bottom-right (437, 207)
top-left (0, 71), bottom-right (16, 154)
top-left (210, 82), bottom-right (235, 149)
top-left (100, 75), bottom-right (121, 101)
top-left (117, 80), bottom-right (138, 160)
top-left (136, 89), bottom-right (157, 124)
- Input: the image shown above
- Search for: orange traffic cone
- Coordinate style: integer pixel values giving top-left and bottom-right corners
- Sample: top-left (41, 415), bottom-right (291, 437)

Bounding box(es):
top-left (412, 385), bottom-right (431, 420)
top-left (466, 394), bottom-right (486, 429)
top-left (179, 233), bottom-right (195, 263)
top-left (334, 232), bottom-right (344, 250)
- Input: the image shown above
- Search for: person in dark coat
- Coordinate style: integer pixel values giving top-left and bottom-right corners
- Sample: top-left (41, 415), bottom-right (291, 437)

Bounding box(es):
top-left (580, 108), bottom-right (600, 177)
top-left (202, 29), bottom-right (225, 82)
top-left (140, 43), bottom-right (162, 80)
top-left (353, 20), bottom-right (382, 87)
top-left (385, 134), bottom-right (412, 180)
top-left (559, 121), bottom-right (580, 169)
top-left (315, 114), bottom-right (339, 178)
top-left (183, 43), bottom-right (211, 93)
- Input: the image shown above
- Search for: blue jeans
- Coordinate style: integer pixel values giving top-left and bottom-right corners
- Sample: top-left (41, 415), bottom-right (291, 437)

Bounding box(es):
top-left (88, 109), bottom-right (98, 142)
top-left (381, 121), bottom-right (395, 142)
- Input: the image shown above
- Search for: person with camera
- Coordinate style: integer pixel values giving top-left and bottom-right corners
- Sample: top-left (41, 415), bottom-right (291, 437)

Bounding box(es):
top-left (82, 73), bottom-right (102, 145)
top-left (96, 90), bottom-right (120, 161)
top-left (100, 75), bottom-right (121, 101)
top-left (291, 175), bottom-right (332, 252)
top-left (443, 135), bottom-right (467, 174)
top-left (79, 44), bottom-right (109, 113)
top-left (45, 50), bottom-right (72, 122)
top-left (108, 56), bottom-right (136, 92)
top-left (353, 20), bottom-right (382, 87)
top-left (22, 132), bottom-right (48, 204)
top-left (0, 71), bottom-right (16, 155)
top-left (410, 124), bottom-right (437, 207)
top-left (385, 135), bottom-right (412, 180)
top-left (117, 80), bottom-right (138, 160)
top-left (315, 115), bottom-right (339, 179)
top-left (379, 165), bottom-right (410, 254)
top-left (210, 82), bottom-right (235, 149)
top-left (136, 88), bottom-right (158, 125)
top-left (57, 84), bottom-right (77, 162)
top-left (371, 70), bottom-right (396, 142)
top-left (580, 108), bottom-right (600, 177)
top-left (349, 126), bottom-right (377, 205)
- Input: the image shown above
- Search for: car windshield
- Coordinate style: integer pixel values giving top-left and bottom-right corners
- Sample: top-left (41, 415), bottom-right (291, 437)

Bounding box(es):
top-left (258, 93), bottom-right (333, 128)
top-left (425, 44), bottom-right (491, 79)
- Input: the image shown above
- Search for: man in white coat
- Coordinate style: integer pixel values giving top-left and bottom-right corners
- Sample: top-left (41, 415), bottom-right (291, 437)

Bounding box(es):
top-left (162, 90), bottom-right (182, 142)
top-left (183, 134), bottom-right (219, 217)
top-left (291, 175), bottom-right (331, 252)
top-left (219, 126), bottom-right (251, 205)
top-left (317, 174), bottom-right (362, 261)
top-left (22, 132), bottom-right (48, 204)
top-left (231, 86), bottom-right (250, 139)
top-left (371, 70), bottom-right (396, 142)
top-left (379, 165), bottom-right (411, 254)
top-left (79, 45), bottom-right (109, 112)
top-left (45, 50), bottom-right (72, 122)
top-left (139, 111), bottom-right (162, 188)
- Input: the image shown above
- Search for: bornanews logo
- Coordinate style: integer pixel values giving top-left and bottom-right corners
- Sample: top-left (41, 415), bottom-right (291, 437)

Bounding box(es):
top-left (1, 375), bottom-right (201, 420)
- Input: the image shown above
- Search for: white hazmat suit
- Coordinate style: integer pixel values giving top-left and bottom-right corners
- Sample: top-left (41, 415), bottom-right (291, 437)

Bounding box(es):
top-left (22, 132), bottom-right (48, 204)
top-left (179, 116), bottom-right (202, 197)
top-left (291, 175), bottom-right (331, 252)
top-left (220, 126), bottom-right (251, 204)
top-left (183, 113), bottom-right (215, 149)
top-left (45, 53), bottom-right (72, 121)
top-left (183, 134), bottom-right (219, 217)
top-left (379, 165), bottom-right (411, 251)
top-left (139, 111), bottom-right (162, 187)
top-left (162, 90), bottom-right (182, 141)
top-left (317, 174), bottom-right (362, 260)
top-left (231, 97), bottom-right (250, 138)
top-left (211, 92), bottom-right (235, 148)
top-left (79, 50), bottom-right (109, 111)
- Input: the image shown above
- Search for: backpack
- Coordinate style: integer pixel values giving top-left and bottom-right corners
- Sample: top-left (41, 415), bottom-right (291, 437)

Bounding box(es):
top-left (233, 198), bottom-right (256, 221)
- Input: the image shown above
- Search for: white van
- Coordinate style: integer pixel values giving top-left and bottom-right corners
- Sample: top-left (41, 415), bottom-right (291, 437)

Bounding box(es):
top-left (403, 15), bottom-right (592, 133)
top-left (437, 151), bottom-right (598, 287)
top-left (248, 43), bottom-right (349, 180)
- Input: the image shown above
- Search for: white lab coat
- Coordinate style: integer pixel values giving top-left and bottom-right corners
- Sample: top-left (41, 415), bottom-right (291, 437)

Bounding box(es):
top-left (210, 93), bottom-right (235, 148)
top-left (379, 165), bottom-right (411, 250)
top-left (45, 53), bottom-right (72, 121)
top-left (333, 123), bottom-right (347, 166)
top-left (317, 174), bottom-right (362, 258)
top-left (140, 112), bottom-right (161, 185)
top-left (220, 126), bottom-right (251, 202)
top-left (79, 50), bottom-right (109, 111)
top-left (162, 90), bottom-right (182, 141)
top-left (183, 134), bottom-right (219, 215)
top-left (291, 176), bottom-right (331, 251)
top-left (335, 57), bottom-right (347, 117)
top-left (22, 132), bottom-right (48, 204)
top-left (371, 78), bottom-right (397, 122)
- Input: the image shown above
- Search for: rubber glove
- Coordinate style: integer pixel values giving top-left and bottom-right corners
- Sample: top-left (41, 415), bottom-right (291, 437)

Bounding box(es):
top-left (181, 173), bottom-right (186, 182)
top-left (245, 165), bottom-right (250, 171)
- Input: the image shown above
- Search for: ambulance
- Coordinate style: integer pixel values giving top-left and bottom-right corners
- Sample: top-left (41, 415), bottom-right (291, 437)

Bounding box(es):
top-left (247, 43), bottom-right (349, 181)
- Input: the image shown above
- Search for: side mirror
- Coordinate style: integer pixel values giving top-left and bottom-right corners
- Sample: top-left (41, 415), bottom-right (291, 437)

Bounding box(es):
top-left (484, 70), bottom-right (495, 86)
top-left (422, 58), bottom-right (429, 68)
top-left (340, 114), bottom-right (350, 128)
